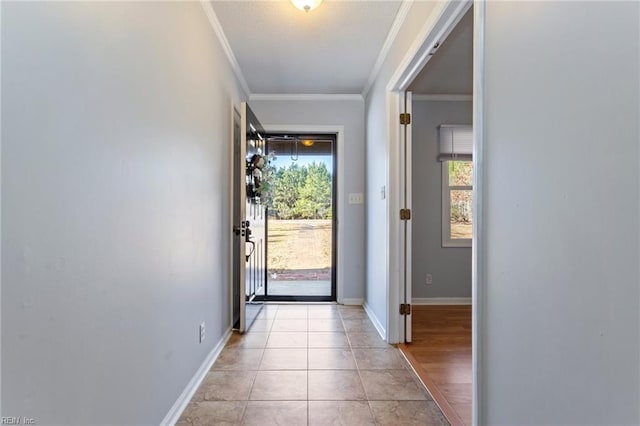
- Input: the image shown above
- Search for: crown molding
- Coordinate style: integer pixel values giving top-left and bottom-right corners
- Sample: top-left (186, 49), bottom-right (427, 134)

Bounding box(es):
top-left (412, 94), bottom-right (473, 101)
top-left (361, 0), bottom-right (414, 98)
top-left (200, 0), bottom-right (251, 98)
top-left (249, 94), bottom-right (364, 102)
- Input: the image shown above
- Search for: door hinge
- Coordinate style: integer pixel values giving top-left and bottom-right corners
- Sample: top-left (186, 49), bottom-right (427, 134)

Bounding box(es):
top-left (400, 303), bottom-right (411, 315)
top-left (400, 208), bottom-right (411, 221)
top-left (400, 113), bottom-right (411, 125)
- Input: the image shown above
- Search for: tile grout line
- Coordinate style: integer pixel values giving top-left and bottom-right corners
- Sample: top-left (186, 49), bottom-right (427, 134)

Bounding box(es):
top-left (340, 308), bottom-right (378, 422)
top-left (239, 304), bottom-right (279, 424)
top-left (185, 305), bottom-right (444, 425)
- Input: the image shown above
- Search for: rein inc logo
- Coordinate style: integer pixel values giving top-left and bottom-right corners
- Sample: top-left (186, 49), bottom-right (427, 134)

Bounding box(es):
top-left (1, 418), bottom-right (35, 425)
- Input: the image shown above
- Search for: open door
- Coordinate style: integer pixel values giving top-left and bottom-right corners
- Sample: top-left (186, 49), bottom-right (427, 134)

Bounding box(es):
top-left (400, 91), bottom-right (413, 343)
top-left (232, 102), bottom-right (266, 333)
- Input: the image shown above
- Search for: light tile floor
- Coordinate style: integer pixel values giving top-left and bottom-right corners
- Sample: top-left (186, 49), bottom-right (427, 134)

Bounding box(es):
top-left (177, 304), bottom-right (448, 426)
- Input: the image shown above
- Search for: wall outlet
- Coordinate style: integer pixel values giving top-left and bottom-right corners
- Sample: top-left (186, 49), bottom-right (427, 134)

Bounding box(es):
top-left (348, 193), bottom-right (364, 204)
top-left (199, 322), bottom-right (205, 343)
top-left (380, 186), bottom-right (386, 200)
top-left (426, 274), bottom-right (433, 285)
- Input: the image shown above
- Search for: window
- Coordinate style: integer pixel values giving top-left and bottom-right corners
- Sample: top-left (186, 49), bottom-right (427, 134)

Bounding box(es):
top-left (439, 125), bottom-right (472, 247)
top-left (442, 160), bottom-right (472, 247)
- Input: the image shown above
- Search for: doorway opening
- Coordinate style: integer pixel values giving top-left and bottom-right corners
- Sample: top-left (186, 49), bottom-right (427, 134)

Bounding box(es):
top-left (257, 133), bottom-right (337, 302)
top-left (386, 1), bottom-right (478, 425)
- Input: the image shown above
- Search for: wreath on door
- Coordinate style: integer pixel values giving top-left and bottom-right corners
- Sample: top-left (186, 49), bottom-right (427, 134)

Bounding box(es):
top-left (246, 152), bottom-right (275, 205)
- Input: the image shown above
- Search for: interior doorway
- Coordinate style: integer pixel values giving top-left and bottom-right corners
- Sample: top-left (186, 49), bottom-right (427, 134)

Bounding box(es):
top-left (388, 1), bottom-right (477, 425)
top-left (257, 134), bottom-right (337, 302)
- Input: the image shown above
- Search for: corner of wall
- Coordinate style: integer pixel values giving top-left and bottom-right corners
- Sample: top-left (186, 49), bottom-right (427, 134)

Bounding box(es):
top-left (161, 329), bottom-right (232, 425)
top-left (363, 301), bottom-right (386, 340)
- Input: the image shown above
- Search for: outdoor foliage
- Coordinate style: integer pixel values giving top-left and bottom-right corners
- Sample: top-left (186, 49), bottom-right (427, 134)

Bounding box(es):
top-left (448, 161), bottom-right (473, 224)
top-left (272, 162), bottom-right (332, 219)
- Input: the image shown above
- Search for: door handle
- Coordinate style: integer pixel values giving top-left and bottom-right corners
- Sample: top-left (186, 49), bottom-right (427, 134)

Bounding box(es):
top-left (245, 240), bottom-right (255, 262)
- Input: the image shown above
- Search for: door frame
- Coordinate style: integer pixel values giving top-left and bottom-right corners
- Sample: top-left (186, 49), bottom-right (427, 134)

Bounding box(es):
top-left (384, 0), bottom-right (483, 424)
top-left (262, 124), bottom-right (345, 304)
top-left (230, 106), bottom-right (240, 328)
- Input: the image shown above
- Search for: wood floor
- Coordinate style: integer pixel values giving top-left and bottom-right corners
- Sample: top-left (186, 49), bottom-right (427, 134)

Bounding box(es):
top-left (399, 305), bottom-right (472, 426)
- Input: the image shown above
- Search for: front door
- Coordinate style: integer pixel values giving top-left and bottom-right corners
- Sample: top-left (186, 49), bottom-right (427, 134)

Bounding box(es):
top-left (232, 102), bottom-right (266, 333)
top-left (262, 134), bottom-right (337, 302)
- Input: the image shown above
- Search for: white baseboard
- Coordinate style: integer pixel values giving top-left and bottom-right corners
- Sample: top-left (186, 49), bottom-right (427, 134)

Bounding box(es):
top-left (342, 298), bottom-right (364, 305)
top-left (161, 328), bottom-right (233, 425)
top-left (412, 297), bottom-right (472, 305)
top-left (363, 302), bottom-right (386, 340)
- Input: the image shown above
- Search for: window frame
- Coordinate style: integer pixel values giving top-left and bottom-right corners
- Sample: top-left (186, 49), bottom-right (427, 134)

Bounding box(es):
top-left (442, 160), bottom-right (472, 247)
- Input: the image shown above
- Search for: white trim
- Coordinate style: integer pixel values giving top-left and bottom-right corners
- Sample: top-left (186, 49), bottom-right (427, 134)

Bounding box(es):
top-left (472, 2), bottom-right (486, 424)
top-left (388, 1), bottom-right (472, 92)
top-left (362, 0), bottom-right (414, 98)
top-left (363, 301), bottom-right (386, 340)
top-left (386, 92), bottom-right (401, 345)
top-left (249, 94), bottom-right (363, 102)
top-left (412, 297), bottom-right (472, 305)
top-left (230, 105), bottom-right (239, 328)
top-left (342, 298), bottom-right (364, 306)
top-left (413, 94), bottom-right (473, 102)
top-left (199, 1), bottom-right (251, 98)
top-left (401, 91), bottom-right (413, 343)
top-left (160, 328), bottom-right (233, 426)
top-left (262, 124), bottom-right (345, 305)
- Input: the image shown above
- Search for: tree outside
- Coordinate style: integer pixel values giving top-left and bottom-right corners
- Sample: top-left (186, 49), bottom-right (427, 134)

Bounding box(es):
top-left (448, 161), bottom-right (473, 239)
top-left (267, 161), bottom-right (333, 285)
top-left (271, 162), bottom-right (332, 220)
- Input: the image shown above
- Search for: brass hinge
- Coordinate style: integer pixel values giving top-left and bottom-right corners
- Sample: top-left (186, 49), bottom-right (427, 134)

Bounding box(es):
top-left (400, 304), bottom-right (411, 315)
top-left (400, 113), bottom-right (411, 125)
top-left (400, 208), bottom-right (411, 220)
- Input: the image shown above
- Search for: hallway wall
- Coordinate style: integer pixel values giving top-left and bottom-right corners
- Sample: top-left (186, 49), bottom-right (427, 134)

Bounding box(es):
top-left (1, 2), bottom-right (245, 424)
top-left (411, 100), bottom-right (472, 299)
top-left (481, 1), bottom-right (640, 423)
top-left (250, 99), bottom-right (366, 302)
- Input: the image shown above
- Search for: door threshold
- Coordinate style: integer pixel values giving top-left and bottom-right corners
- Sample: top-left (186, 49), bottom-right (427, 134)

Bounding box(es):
top-left (398, 344), bottom-right (466, 426)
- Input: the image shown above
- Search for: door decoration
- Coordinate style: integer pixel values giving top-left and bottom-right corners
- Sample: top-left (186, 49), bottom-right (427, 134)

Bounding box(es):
top-left (246, 152), bottom-right (276, 206)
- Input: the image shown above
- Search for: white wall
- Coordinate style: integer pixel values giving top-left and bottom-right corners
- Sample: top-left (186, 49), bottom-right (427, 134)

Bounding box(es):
top-left (412, 100), bottom-right (472, 299)
top-left (250, 99), bottom-right (366, 302)
top-left (1, 2), bottom-right (245, 424)
top-left (481, 1), bottom-right (640, 423)
top-left (364, 1), bottom-right (437, 335)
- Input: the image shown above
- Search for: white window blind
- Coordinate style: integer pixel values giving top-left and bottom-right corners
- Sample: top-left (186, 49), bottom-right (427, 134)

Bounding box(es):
top-left (438, 124), bottom-right (473, 161)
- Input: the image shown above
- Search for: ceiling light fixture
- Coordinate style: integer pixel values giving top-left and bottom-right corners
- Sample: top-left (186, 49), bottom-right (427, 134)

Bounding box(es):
top-left (291, 0), bottom-right (322, 13)
top-left (301, 139), bottom-right (314, 147)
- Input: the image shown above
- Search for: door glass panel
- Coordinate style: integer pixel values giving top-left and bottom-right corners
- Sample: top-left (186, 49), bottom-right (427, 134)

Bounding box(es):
top-left (264, 137), bottom-right (335, 300)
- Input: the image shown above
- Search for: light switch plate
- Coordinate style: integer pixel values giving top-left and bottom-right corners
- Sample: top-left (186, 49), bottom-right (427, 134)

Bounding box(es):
top-left (348, 193), bottom-right (364, 204)
top-left (199, 322), bottom-right (205, 343)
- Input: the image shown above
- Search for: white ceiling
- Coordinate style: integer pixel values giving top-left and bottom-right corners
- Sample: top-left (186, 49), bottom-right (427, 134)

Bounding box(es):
top-left (210, 0), bottom-right (403, 95)
top-left (409, 7), bottom-right (473, 95)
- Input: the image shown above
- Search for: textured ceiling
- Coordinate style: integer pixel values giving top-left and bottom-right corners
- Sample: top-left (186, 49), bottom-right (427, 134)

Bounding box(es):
top-left (211, 0), bottom-right (402, 94)
top-left (409, 7), bottom-right (473, 95)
